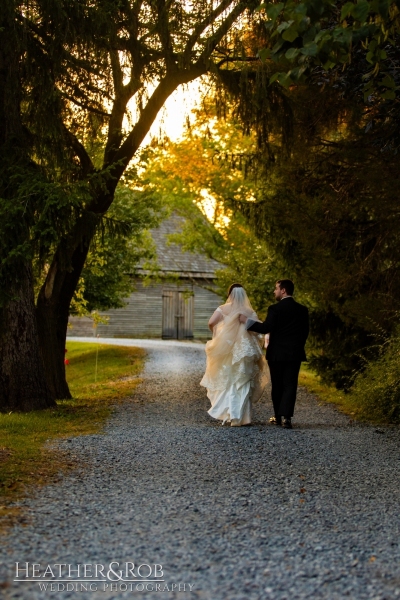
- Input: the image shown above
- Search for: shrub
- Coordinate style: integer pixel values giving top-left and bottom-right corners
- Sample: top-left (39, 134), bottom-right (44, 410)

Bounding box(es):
top-left (349, 330), bottom-right (400, 424)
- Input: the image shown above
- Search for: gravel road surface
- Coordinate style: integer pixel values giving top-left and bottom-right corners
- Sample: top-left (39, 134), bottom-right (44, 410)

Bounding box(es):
top-left (0, 338), bottom-right (399, 600)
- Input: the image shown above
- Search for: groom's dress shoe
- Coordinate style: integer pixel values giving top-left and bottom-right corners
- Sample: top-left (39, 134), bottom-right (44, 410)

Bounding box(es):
top-left (269, 416), bottom-right (282, 426)
top-left (282, 417), bottom-right (292, 429)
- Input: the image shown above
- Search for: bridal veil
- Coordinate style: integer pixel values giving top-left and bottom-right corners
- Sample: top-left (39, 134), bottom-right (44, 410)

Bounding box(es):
top-left (200, 287), bottom-right (268, 425)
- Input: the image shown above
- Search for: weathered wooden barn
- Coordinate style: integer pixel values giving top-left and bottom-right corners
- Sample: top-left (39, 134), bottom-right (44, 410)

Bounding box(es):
top-left (68, 215), bottom-right (223, 340)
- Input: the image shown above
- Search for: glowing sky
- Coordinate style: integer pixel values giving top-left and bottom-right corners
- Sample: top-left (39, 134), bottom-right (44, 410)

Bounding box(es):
top-left (145, 79), bottom-right (205, 143)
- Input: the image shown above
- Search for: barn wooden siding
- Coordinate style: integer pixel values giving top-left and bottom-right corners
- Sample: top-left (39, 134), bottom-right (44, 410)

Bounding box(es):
top-left (68, 279), bottom-right (222, 340)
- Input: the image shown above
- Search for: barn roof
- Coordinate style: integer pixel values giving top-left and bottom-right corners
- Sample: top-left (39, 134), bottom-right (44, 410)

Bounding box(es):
top-left (138, 214), bottom-right (222, 279)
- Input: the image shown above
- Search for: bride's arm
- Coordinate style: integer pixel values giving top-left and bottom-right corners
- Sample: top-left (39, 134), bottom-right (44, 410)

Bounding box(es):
top-left (208, 309), bottom-right (223, 331)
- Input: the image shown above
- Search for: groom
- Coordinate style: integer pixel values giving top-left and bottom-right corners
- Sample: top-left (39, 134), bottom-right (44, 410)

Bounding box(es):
top-left (239, 279), bottom-right (309, 429)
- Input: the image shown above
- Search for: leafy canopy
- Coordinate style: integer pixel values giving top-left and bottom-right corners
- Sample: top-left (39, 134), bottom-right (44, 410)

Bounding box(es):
top-left (257, 0), bottom-right (400, 100)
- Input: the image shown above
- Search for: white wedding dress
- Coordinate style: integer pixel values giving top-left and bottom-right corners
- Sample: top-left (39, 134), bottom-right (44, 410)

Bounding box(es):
top-left (200, 288), bottom-right (268, 426)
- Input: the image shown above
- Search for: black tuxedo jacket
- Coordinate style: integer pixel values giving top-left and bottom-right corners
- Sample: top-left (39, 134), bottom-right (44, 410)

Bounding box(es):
top-left (247, 297), bottom-right (309, 362)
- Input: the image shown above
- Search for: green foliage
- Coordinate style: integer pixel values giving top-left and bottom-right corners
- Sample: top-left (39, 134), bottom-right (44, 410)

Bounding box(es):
top-left (258, 0), bottom-right (400, 100)
top-left (72, 185), bottom-right (163, 314)
top-left (306, 311), bottom-right (376, 390)
top-left (235, 83), bottom-right (400, 386)
top-left (213, 240), bottom-right (284, 315)
top-left (0, 0), bottom-right (103, 306)
top-left (203, 23), bottom-right (400, 391)
top-left (0, 157), bottom-right (89, 307)
top-left (141, 80), bottom-right (400, 397)
top-left (348, 328), bottom-right (400, 423)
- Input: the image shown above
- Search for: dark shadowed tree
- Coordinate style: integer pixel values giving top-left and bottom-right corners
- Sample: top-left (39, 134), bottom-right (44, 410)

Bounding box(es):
top-left (207, 10), bottom-right (400, 388)
top-left (0, 0), bottom-right (57, 410)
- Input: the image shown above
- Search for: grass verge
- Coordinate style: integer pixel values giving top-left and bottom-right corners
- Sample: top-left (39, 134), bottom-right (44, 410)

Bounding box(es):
top-left (0, 342), bottom-right (145, 523)
top-left (299, 364), bottom-right (381, 423)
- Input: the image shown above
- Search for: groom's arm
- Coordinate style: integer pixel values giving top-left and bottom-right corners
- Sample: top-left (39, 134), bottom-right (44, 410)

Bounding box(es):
top-left (245, 306), bottom-right (277, 334)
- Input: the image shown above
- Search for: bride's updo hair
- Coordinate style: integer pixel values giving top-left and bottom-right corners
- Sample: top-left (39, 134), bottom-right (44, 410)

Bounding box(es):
top-left (227, 283), bottom-right (243, 300)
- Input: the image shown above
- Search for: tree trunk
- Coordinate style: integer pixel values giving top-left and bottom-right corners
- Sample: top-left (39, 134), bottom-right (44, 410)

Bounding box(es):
top-left (36, 225), bottom-right (92, 399)
top-left (36, 295), bottom-right (72, 401)
top-left (0, 263), bottom-right (55, 411)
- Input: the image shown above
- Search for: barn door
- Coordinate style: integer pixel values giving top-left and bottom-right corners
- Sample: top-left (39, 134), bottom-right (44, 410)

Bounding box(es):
top-left (177, 291), bottom-right (194, 339)
top-left (162, 290), bottom-right (194, 339)
top-left (162, 290), bottom-right (176, 339)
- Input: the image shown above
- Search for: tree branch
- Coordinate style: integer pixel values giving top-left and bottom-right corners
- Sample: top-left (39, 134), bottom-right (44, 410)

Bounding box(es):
top-left (110, 49), bottom-right (124, 97)
top-left (90, 1), bottom-right (252, 211)
top-left (104, 49), bottom-right (134, 166)
top-left (91, 66), bottom-right (206, 213)
top-left (62, 125), bottom-right (94, 176)
top-left (104, 2), bottom-right (147, 165)
top-left (123, 0), bottom-right (145, 82)
top-left (154, 0), bottom-right (177, 72)
top-left (18, 14), bottom-right (104, 77)
top-left (183, 0), bottom-right (235, 64)
top-left (215, 56), bottom-right (259, 67)
top-left (196, 1), bottom-right (250, 68)
top-left (60, 92), bottom-right (111, 117)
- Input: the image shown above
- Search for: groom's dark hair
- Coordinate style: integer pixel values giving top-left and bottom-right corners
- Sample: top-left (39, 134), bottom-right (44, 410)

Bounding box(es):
top-left (277, 279), bottom-right (294, 296)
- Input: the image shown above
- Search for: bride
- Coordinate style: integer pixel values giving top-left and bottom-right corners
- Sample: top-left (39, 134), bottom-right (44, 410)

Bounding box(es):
top-left (200, 283), bottom-right (268, 426)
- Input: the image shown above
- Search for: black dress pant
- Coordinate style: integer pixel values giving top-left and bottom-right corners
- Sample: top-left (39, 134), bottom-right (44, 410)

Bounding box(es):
top-left (268, 360), bottom-right (302, 418)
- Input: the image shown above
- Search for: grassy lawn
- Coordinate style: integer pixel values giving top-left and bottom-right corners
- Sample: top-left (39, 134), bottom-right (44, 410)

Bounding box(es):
top-left (0, 342), bottom-right (145, 516)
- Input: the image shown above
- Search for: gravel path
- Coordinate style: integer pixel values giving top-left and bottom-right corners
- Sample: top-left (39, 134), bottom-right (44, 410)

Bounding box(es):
top-left (1, 338), bottom-right (399, 600)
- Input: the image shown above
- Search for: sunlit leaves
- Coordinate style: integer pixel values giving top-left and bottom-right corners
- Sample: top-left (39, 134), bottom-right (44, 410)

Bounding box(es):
top-left (257, 0), bottom-right (400, 101)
